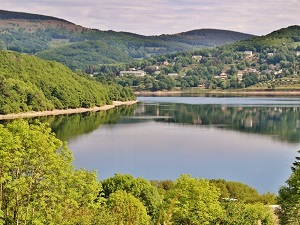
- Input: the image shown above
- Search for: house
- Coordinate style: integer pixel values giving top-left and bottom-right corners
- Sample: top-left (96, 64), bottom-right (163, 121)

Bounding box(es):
top-left (168, 73), bottom-right (179, 77)
top-left (237, 70), bottom-right (243, 76)
top-left (219, 72), bottom-right (228, 79)
top-left (192, 55), bottom-right (202, 62)
top-left (214, 72), bottom-right (228, 80)
top-left (119, 70), bottom-right (146, 77)
top-left (244, 51), bottom-right (253, 57)
top-left (248, 68), bottom-right (257, 73)
top-left (237, 71), bottom-right (243, 81)
top-left (267, 53), bottom-right (274, 56)
top-left (162, 61), bottom-right (169, 66)
top-left (296, 51), bottom-right (300, 56)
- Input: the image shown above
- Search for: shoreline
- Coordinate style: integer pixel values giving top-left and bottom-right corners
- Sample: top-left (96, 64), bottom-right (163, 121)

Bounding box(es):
top-left (0, 100), bottom-right (138, 120)
top-left (135, 90), bottom-right (300, 96)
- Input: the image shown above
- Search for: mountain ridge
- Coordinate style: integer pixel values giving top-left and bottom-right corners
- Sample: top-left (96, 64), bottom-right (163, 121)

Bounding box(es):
top-left (0, 9), bottom-right (72, 23)
top-left (0, 9), bottom-right (255, 70)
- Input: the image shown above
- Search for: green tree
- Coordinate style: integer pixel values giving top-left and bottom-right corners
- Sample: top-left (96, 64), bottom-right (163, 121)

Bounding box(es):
top-left (163, 174), bottom-right (223, 225)
top-left (101, 174), bottom-right (163, 217)
top-left (0, 120), bottom-right (102, 224)
top-left (105, 190), bottom-right (150, 225)
top-left (0, 40), bottom-right (7, 50)
top-left (220, 201), bottom-right (276, 225)
top-left (225, 181), bottom-right (260, 203)
top-left (278, 150), bottom-right (300, 224)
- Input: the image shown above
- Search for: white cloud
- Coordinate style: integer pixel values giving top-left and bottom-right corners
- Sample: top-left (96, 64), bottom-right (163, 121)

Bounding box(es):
top-left (1, 0), bottom-right (300, 35)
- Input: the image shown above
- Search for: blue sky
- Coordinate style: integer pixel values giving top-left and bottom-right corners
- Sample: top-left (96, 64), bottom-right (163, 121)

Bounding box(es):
top-left (1, 0), bottom-right (300, 36)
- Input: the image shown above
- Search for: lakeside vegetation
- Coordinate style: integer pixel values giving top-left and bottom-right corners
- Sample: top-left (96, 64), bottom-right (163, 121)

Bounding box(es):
top-left (0, 51), bottom-right (135, 114)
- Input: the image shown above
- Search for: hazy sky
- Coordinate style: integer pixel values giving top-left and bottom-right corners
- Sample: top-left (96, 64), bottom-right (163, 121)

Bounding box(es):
top-left (1, 0), bottom-right (300, 36)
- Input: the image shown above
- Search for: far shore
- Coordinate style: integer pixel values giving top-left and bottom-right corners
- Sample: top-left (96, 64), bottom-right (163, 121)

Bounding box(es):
top-left (0, 100), bottom-right (138, 120)
top-left (135, 90), bottom-right (300, 96)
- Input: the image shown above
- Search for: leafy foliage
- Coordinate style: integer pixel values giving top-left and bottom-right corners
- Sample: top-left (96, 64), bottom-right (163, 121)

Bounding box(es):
top-left (0, 120), bottom-right (103, 224)
top-left (220, 201), bottom-right (275, 225)
top-left (36, 40), bottom-right (132, 70)
top-left (164, 174), bottom-right (223, 225)
top-left (211, 179), bottom-right (277, 204)
top-left (101, 174), bottom-right (163, 217)
top-left (105, 190), bottom-right (151, 225)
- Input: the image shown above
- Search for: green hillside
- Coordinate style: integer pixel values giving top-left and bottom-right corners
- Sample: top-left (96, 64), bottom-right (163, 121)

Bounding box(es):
top-left (162, 28), bottom-right (254, 46)
top-left (230, 25), bottom-right (300, 51)
top-left (36, 41), bottom-right (132, 70)
top-left (0, 51), bottom-right (135, 114)
top-left (0, 9), bottom-right (254, 70)
top-left (111, 25), bottom-right (300, 92)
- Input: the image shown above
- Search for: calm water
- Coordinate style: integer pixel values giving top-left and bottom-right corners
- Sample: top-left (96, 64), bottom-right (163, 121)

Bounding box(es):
top-left (39, 97), bottom-right (300, 194)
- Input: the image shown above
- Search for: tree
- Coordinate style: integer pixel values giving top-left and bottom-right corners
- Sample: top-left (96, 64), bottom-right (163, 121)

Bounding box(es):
top-left (0, 120), bottom-right (102, 224)
top-left (220, 201), bottom-right (275, 225)
top-left (225, 181), bottom-right (260, 203)
top-left (163, 174), bottom-right (223, 225)
top-left (105, 190), bottom-right (150, 225)
top-left (0, 40), bottom-right (6, 50)
top-left (228, 64), bottom-right (238, 75)
top-left (101, 174), bottom-right (163, 217)
top-left (278, 150), bottom-right (300, 224)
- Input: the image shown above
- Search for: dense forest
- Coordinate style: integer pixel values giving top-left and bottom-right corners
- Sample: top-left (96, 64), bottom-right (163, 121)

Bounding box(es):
top-left (0, 119), bottom-right (283, 225)
top-left (109, 25), bottom-right (300, 92)
top-left (0, 51), bottom-right (135, 114)
top-left (36, 41), bottom-right (133, 70)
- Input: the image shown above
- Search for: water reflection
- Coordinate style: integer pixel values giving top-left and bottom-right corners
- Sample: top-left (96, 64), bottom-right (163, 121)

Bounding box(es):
top-left (28, 105), bottom-right (136, 141)
top-left (134, 97), bottom-right (300, 143)
top-left (64, 97), bottom-right (300, 194)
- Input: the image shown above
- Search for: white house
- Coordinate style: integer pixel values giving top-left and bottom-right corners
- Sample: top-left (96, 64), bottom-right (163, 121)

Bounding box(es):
top-left (168, 73), bottom-right (179, 76)
top-left (192, 55), bottom-right (202, 62)
top-left (244, 51), bottom-right (253, 57)
top-left (120, 70), bottom-right (146, 77)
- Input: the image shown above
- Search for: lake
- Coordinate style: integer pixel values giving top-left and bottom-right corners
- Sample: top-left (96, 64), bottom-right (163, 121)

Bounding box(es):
top-left (36, 96), bottom-right (300, 194)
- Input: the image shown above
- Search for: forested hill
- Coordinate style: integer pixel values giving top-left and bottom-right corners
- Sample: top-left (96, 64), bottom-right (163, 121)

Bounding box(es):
top-left (0, 9), bottom-right (254, 70)
top-left (110, 25), bottom-right (300, 92)
top-left (168, 29), bottom-right (254, 46)
top-left (0, 51), bottom-right (135, 114)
